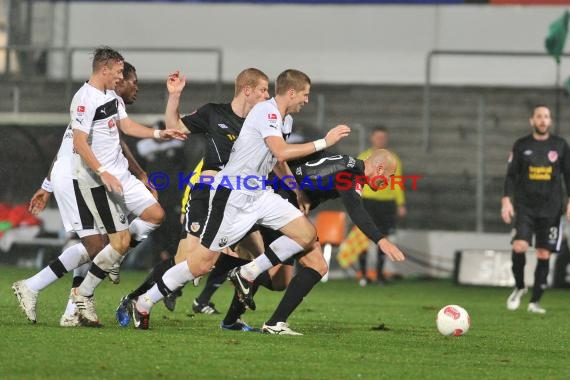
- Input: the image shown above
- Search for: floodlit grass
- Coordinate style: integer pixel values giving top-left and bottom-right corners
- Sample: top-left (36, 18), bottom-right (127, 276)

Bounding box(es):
top-left (0, 266), bottom-right (567, 380)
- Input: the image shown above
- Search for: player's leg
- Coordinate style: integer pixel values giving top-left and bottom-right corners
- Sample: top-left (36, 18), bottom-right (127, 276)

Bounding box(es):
top-left (131, 186), bottom-right (258, 329)
top-left (228, 192), bottom-right (315, 309)
top-left (193, 225), bottom-right (262, 315)
top-left (262, 241), bottom-right (326, 336)
top-left (528, 216), bottom-right (561, 314)
top-left (506, 211), bottom-right (532, 310)
top-left (60, 261), bottom-right (90, 327)
top-left (11, 179), bottom-right (103, 323)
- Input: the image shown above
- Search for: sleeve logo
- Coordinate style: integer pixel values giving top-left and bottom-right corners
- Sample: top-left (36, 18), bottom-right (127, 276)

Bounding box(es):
top-left (77, 105), bottom-right (85, 115)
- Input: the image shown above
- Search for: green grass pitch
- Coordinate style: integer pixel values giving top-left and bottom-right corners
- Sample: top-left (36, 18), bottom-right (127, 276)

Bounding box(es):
top-left (0, 266), bottom-right (567, 380)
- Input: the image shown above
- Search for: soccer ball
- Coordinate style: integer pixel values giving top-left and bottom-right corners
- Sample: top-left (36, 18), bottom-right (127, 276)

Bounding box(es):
top-left (436, 305), bottom-right (470, 336)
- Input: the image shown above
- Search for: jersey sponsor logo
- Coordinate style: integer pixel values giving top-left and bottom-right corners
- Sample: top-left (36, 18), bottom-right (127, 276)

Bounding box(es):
top-left (77, 105), bottom-right (85, 115)
top-left (218, 123), bottom-right (228, 129)
top-left (548, 150), bottom-right (558, 163)
top-left (528, 165), bottom-right (552, 181)
top-left (524, 150), bottom-right (532, 156)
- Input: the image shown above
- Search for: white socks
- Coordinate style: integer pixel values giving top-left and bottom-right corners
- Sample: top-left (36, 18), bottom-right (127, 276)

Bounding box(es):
top-left (240, 236), bottom-right (304, 282)
top-left (77, 244), bottom-right (122, 296)
top-left (25, 243), bottom-right (90, 292)
top-left (137, 262), bottom-right (195, 312)
top-left (129, 218), bottom-right (160, 243)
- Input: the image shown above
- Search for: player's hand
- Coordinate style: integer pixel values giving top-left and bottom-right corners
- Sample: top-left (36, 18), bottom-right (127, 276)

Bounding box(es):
top-left (166, 71), bottom-right (186, 94)
top-left (29, 189), bottom-right (51, 215)
top-left (378, 238), bottom-right (405, 262)
top-left (294, 189), bottom-right (311, 215)
top-left (138, 172), bottom-right (159, 200)
top-left (566, 199), bottom-right (570, 220)
top-left (501, 197), bottom-right (514, 224)
top-left (156, 129), bottom-right (187, 141)
top-left (100, 172), bottom-right (123, 196)
top-left (398, 205), bottom-right (407, 219)
top-left (324, 124), bottom-right (351, 147)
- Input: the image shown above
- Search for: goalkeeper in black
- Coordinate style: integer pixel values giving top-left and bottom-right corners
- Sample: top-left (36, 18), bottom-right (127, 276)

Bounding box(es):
top-left (501, 104), bottom-right (570, 314)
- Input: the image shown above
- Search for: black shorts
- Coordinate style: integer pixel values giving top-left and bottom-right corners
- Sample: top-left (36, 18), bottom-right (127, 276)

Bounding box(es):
top-left (180, 186), bottom-right (211, 239)
top-left (513, 209), bottom-right (563, 252)
top-left (362, 199), bottom-right (397, 236)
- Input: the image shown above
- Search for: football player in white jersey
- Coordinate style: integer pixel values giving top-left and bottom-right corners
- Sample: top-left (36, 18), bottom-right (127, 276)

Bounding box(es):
top-left (131, 70), bottom-right (376, 330)
top-left (68, 47), bottom-right (185, 326)
top-left (11, 60), bottom-right (164, 326)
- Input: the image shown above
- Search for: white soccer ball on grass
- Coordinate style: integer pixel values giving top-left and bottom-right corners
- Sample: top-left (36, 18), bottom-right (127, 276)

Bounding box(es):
top-left (436, 305), bottom-right (470, 336)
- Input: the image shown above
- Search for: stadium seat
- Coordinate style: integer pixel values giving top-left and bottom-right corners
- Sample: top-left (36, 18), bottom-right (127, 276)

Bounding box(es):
top-left (315, 211), bottom-right (346, 282)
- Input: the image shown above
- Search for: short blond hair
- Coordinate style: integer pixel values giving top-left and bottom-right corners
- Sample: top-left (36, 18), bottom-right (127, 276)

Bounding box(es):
top-left (234, 68), bottom-right (269, 97)
top-left (275, 69), bottom-right (311, 95)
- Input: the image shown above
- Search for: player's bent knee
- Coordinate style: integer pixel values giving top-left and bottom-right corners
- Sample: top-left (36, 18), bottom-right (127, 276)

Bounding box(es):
top-left (140, 204), bottom-right (165, 225)
top-left (512, 240), bottom-right (528, 253)
top-left (298, 250), bottom-right (328, 277)
top-left (536, 249), bottom-right (550, 260)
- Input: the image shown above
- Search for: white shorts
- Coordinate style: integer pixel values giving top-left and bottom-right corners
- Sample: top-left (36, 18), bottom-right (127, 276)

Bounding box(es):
top-left (78, 171), bottom-right (157, 234)
top-left (200, 187), bottom-right (303, 251)
top-left (51, 162), bottom-right (104, 237)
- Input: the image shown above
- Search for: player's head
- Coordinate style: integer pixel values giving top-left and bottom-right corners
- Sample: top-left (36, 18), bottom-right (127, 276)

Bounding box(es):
top-left (364, 149), bottom-right (397, 190)
top-left (235, 68), bottom-right (270, 105)
top-left (115, 61), bottom-right (138, 105)
top-left (529, 104), bottom-right (552, 136)
top-left (275, 69), bottom-right (311, 114)
top-left (91, 46), bottom-right (124, 90)
top-left (369, 125), bottom-right (388, 149)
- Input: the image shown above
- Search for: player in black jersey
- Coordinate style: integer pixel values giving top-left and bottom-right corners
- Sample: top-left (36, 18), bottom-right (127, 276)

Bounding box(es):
top-left (502, 105), bottom-right (570, 314)
top-left (220, 149), bottom-right (405, 334)
top-left (115, 68), bottom-right (271, 328)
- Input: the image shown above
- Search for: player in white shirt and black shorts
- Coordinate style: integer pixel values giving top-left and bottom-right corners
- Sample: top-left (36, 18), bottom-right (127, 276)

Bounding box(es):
top-left (131, 69), bottom-right (373, 331)
top-left (11, 61), bottom-right (154, 326)
top-left (57, 47), bottom-right (185, 327)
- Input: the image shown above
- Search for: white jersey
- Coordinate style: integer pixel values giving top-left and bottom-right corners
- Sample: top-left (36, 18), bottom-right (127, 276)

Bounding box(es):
top-left (51, 123), bottom-right (76, 181)
top-left (71, 83), bottom-right (128, 186)
top-left (217, 98), bottom-right (293, 192)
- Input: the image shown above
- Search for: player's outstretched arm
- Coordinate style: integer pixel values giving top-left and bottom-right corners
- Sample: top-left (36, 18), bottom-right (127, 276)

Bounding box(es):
top-left (119, 118), bottom-right (187, 141)
top-left (265, 124), bottom-right (351, 162)
top-left (165, 71), bottom-right (190, 133)
top-left (378, 238), bottom-right (406, 262)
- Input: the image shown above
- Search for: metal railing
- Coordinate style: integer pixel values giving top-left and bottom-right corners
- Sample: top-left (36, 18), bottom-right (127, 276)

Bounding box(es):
top-left (1, 45), bottom-right (224, 104)
top-left (422, 50), bottom-right (570, 152)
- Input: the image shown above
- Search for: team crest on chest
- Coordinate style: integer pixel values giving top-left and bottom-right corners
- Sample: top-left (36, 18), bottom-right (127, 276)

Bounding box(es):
top-left (190, 222), bottom-right (200, 233)
top-left (548, 150), bottom-right (558, 163)
top-left (218, 236), bottom-right (228, 247)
